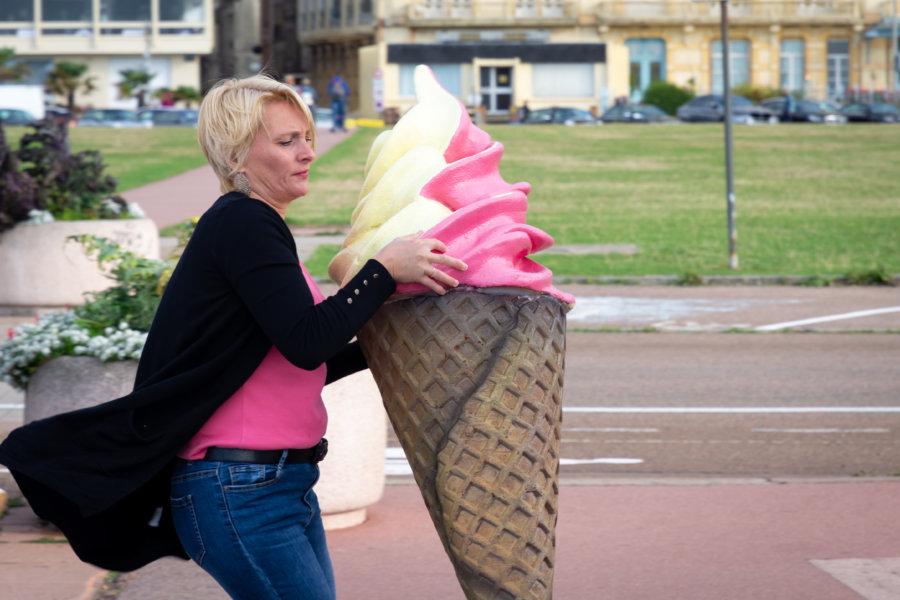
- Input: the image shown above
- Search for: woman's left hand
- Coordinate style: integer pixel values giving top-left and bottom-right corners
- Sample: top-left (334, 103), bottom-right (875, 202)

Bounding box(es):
top-left (369, 233), bottom-right (468, 295)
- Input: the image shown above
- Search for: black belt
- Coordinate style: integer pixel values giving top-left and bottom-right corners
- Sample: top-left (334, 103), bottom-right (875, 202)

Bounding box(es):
top-left (204, 438), bottom-right (328, 464)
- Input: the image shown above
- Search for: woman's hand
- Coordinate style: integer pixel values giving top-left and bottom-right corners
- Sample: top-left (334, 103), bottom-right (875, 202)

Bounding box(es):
top-left (372, 233), bottom-right (468, 295)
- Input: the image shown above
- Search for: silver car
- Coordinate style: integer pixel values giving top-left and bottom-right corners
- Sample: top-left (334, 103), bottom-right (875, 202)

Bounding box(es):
top-left (77, 109), bottom-right (152, 129)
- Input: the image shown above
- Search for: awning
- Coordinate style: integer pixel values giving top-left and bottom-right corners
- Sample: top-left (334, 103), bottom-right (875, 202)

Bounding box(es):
top-left (865, 17), bottom-right (900, 39)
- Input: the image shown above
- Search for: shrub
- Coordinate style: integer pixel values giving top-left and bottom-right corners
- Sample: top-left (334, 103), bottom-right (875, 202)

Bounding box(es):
top-left (0, 228), bottom-right (195, 390)
top-left (0, 124), bottom-right (41, 231)
top-left (642, 81), bottom-right (695, 115)
top-left (0, 118), bottom-right (135, 232)
top-left (731, 83), bottom-right (785, 103)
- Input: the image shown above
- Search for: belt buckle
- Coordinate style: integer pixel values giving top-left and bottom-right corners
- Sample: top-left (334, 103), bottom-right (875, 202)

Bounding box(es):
top-left (313, 438), bottom-right (328, 463)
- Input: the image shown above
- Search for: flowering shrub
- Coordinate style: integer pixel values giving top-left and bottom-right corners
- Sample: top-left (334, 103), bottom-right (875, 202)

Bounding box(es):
top-left (0, 224), bottom-right (195, 390)
top-left (1, 312), bottom-right (146, 390)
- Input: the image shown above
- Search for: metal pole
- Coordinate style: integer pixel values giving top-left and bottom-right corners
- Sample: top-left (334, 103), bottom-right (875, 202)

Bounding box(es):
top-left (721, 0), bottom-right (737, 269)
top-left (892, 0), bottom-right (898, 101)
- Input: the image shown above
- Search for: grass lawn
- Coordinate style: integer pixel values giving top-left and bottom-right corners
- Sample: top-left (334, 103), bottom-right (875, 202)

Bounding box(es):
top-left (296, 123), bottom-right (900, 279)
top-left (9, 122), bottom-right (897, 278)
top-left (6, 125), bottom-right (207, 193)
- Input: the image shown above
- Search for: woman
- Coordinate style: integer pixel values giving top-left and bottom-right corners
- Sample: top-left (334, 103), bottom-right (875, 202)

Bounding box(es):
top-left (0, 75), bottom-right (465, 598)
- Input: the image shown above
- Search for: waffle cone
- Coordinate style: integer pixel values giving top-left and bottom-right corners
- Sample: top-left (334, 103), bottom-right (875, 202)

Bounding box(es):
top-left (358, 287), bottom-right (567, 599)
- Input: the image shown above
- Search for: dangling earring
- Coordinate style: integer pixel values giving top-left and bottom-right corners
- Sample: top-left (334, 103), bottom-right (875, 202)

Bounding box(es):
top-left (234, 172), bottom-right (252, 196)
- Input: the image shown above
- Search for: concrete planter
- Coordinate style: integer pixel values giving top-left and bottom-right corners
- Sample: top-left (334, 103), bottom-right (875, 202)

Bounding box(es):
top-left (0, 218), bottom-right (159, 308)
top-left (25, 356), bottom-right (386, 530)
top-left (317, 370), bottom-right (387, 530)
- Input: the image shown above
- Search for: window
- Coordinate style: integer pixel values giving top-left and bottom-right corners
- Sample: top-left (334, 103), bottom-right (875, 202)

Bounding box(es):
top-left (1, 0), bottom-right (33, 21)
top-left (399, 64), bottom-right (461, 98)
top-left (780, 39), bottom-right (805, 93)
top-left (826, 40), bottom-right (848, 101)
top-left (159, 0), bottom-right (205, 22)
top-left (711, 40), bottom-right (749, 94)
top-left (100, 0), bottom-right (151, 21)
top-left (532, 63), bottom-right (594, 98)
top-left (42, 0), bottom-right (92, 21)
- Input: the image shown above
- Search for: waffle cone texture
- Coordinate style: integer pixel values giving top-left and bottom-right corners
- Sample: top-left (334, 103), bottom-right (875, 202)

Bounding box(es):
top-left (358, 287), bottom-right (567, 600)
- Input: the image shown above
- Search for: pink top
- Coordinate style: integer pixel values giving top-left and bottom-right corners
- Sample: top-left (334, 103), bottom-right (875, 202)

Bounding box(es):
top-left (178, 263), bottom-right (328, 460)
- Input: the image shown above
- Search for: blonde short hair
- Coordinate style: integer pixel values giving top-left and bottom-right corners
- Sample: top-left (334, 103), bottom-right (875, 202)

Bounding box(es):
top-left (198, 74), bottom-right (316, 194)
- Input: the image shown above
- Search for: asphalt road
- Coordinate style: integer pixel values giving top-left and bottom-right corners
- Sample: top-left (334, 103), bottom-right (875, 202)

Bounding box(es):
top-left (382, 283), bottom-right (900, 482)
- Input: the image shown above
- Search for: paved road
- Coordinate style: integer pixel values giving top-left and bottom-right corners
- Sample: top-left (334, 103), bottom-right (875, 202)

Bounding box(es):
top-left (381, 283), bottom-right (900, 483)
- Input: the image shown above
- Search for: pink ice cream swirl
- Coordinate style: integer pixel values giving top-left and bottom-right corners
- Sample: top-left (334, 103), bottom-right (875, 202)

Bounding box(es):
top-left (396, 108), bottom-right (575, 306)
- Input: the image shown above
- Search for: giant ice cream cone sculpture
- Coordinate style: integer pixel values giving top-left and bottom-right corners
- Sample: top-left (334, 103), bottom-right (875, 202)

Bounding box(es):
top-left (329, 66), bottom-right (574, 600)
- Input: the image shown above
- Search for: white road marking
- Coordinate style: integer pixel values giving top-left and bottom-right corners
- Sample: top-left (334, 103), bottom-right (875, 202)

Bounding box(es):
top-left (754, 428), bottom-right (890, 434)
top-left (560, 458), bottom-right (644, 465)
top-left (0, 404), bottom-right (23, 409)
top-left (564, 427), bottom-right (660, 433)
top-left (384, 448), bottom-right (644, 475)
top-left (565, 406), bottom-right (900, 414)
top-left (755, 306), bottom-right (900, 331)
top-left (812, 558), bottom-right (900, 600)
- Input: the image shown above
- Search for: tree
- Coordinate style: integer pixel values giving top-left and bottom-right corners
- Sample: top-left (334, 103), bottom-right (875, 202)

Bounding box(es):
top-left (173, 86), bottom-right (201, 108)
top-left (117, 69), bottom-right (156, 108)
top-left (45, 61), bottom-right (96, 114)
top-left (0, 47), bottom-right (31, 82)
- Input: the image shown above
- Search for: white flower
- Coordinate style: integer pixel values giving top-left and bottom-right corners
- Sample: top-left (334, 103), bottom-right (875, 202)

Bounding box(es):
top-left (26, 209), bottom-right (55, 224)
top-left (127, 203), bottom-right (146, 218)
top-left (0, 310), bottom-right (147, 391)
top-left (101, 198), bottom-right (123, 215)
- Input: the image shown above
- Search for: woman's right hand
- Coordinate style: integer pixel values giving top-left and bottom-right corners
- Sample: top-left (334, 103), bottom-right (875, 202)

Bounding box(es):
top-left (372, 233), bottom-right (467, 295)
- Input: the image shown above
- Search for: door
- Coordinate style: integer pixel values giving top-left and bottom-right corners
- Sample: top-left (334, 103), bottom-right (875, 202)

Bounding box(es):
top-left (826, 40), bottom-right (849, 102)
top-left (625, 39), bottom-right (665, 102)
top-left (480, 66), bottom-right (512, 115)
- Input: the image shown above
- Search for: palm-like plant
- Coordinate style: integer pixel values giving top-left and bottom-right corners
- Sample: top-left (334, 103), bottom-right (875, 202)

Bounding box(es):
top-left (45, 61), bottom-right (96, 114)
top-left (173, 85), bottom-right (201, 107)
top-left (0, 48), bottom-right (31, 82)
top-left (117, 69), bottom-right (156, 108)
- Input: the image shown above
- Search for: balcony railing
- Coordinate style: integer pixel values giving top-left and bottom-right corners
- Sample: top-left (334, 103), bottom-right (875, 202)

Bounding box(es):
top-left (595, 0), bottom-right (860, 25)
top-left (406, 0), bottom-right (578, 23)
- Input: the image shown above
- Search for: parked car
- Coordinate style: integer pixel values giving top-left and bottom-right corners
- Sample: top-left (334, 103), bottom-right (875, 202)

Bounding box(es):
top-left (44, 106), bottom-right (73, 126)
top-left (313, 107), bottom-right (333, 130)
top-left (522, 107), bottom-right (597, 125)
top-left (137, 107), bottom-right (199, 127)
top-left (839, 102), bottom-right (900, 123)
top-left (759, 97), bottom-right (847, 124)
top-left (599, 103), bottom-right (678, 124)
top-left (0, 108), bottom-right (38, 125)
top-left (77, 108), bottom-right (152, 128)
top-left (676, 94), bottom-right (779, 124)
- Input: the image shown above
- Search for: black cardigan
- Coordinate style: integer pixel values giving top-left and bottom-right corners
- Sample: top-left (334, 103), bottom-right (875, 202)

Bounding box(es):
top-left (0, 193), bottom-right (396, 571)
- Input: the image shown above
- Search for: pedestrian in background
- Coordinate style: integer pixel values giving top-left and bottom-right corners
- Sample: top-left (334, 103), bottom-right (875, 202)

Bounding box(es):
top-left (300, 77), bottom-right (318, 118)
top-left (328, 74), bottom-right (349, 132)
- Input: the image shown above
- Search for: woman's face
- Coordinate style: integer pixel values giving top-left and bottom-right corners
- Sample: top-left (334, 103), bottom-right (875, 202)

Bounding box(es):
top-left (242, 100), bottom-right (315, 213)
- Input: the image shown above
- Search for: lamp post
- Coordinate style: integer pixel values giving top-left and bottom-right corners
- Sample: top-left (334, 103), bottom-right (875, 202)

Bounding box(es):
top-left (696, 0), bottom-right (738, 269)
top-left (720, 0), bottom-right (737, 270)
top-left (891, 0), bottom-right (898, 100)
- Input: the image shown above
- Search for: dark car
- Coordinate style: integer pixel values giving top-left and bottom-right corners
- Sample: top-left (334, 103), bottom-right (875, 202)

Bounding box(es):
top-left (760, 97), bottom-right (846, 124)
top-left (137, 107), bottom-right (199, 127)
top-left (0, 108), bottom-right (38, 125)
top-left (676, 94), bottom-right (779, 124)
top-left (599, 103), bottom-right (678, 124)
top-left (77, 108), bottom-right (152, 129)
top-left (522, 107), bottom-right (597, 125)
top-left (840, 102), bottom-right (900, 123)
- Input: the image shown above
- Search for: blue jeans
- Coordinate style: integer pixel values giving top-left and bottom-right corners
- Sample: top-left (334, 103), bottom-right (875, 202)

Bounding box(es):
top-left (170, 454), bottom-right (335, 600)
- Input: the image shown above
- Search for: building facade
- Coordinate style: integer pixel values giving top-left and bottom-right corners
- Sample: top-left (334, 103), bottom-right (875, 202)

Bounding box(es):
top-left (1, 0), bottom-right (214, 109)
top-left (297, 0), bottom-right (898, 120)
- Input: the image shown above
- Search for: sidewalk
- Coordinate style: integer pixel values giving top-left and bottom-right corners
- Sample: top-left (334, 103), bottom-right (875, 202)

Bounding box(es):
top-left (0, 479), bottom-right (897, 599)
top-left (2, 126), bottom-right (899, 599)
